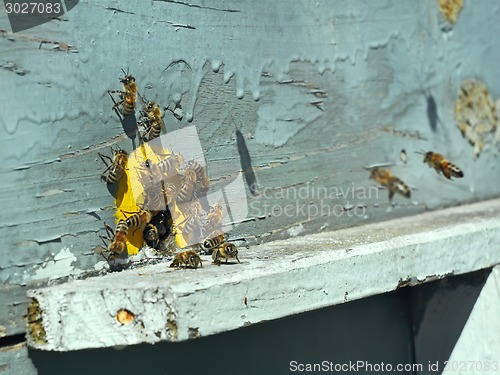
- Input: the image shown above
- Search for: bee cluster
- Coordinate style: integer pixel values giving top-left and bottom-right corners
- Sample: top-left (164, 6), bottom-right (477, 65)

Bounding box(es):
top-left (97, 70), bottom-right (240, 270)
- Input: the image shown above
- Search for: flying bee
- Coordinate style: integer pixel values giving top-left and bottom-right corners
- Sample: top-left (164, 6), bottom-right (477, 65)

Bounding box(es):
top-left (212, 243), bottom-right (240, 266)
top-left (98, 147), bottom-right (128, 184)
top-left (170, 250), bottom-right (203, 269)
top-left (138, 101), bottom-right (165, 142)
top-left (370, 168), bottom-right (411, 201)
top-left (186, 160), bottom-right (210, 193)
top-left (201, 229), bottom-right (225, 253)
top-left (108, 69), bottom-right (137, 116)
top-left (99, 220), bottom-right (129, 260)
top-left (421, 151), bottom-right (464, 180)
top-left (121, 209), bottom-right (153, 233)
top-left (202, 202), bottom-right (224, 237)
top-left (176, 169), bottom-right (197, 204)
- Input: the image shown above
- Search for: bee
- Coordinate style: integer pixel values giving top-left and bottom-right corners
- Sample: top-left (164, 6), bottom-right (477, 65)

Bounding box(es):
top-left (422, 152), bottom-right (464, 180)
top-left (138, 101), bottom-right (165, 141)
top-left (170, 250), bottom-right (203, 269)
top-left (143, 223), bottom-right (160, 249)
top-left (98, 147), bottom-right (128, 184)
top-left (142, 184), bottom-right (166, 212)
top-left (157, 152), bottom-right (184, 179)
top-left (212, 243), bottom-right (240, 266)
top-left (201, 229), bottom-right (225, 252)
top-left (177, 201), bottom-right (203, 246)
top-left (202, 202), bottom-right (224, 237)
top-left (143, 210), bottom-right (171, 248)
top-left (121, 209), bottom-right (153, 233)
top-left (176, 169), bottom-right (197, 204)
top-left (186, 160), bottom-right (210, 192)
top-left (162, 182), bottom-right (177, 206)
top-left (140, 154), bottom-right (182, 183)
top-left (99, 220), bottom-right (129, 260)
top-left (108, 70), bottom-right (137, 116)
top-left (157, 234), bottom-right (178, 257)
top-left (370, 168), bottom-right (411, 201)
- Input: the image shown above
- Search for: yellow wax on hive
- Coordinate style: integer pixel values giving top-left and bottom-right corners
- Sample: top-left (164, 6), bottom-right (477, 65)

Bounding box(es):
top-left (114, 142), bottom-right (189, 255)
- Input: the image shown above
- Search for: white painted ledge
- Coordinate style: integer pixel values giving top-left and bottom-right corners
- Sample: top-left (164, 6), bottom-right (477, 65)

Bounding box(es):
top-left (27, 199), bottom-right (500, 351)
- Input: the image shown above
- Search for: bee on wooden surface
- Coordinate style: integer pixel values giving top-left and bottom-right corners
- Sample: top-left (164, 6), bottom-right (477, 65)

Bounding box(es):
top-left (186, 160), bottom-right (210, 193)
top-left (138, 101), bottom-right (165, 142)
top-left (421, 151), bottom-right (464, 180)
top-left (177, 201), bottom-right (203, 245)
top-left (162, 182), bottom-right (177, 206)
top-left (176, 169), bottom-right (197, 204)
top-left (201, 229), bottom-right (225, 252)
top-left (202, 202), bottom-right (224, 237)
top-left (142, 184), bottom-right (166, 212)
top-left (121, 209), bottom-right (153, 233)
top-left (143, 210), bottom-right (171, 249)
top-left (99, 220), bottom-right (129, 260)
top-left (170, 250), bottom-right (203, 269)
top-left (212, 243), bottom-right (240, 266)
top-left (370, 167), bottom-right (411, 201)
top-left (108, 70), bottom-right (137, 116)
top-left (98, 148), bottom-right (128, 184)
top-left (143, 223), bottom-right (160, 249)
top-left (157, 153), bottom-right (184, 179)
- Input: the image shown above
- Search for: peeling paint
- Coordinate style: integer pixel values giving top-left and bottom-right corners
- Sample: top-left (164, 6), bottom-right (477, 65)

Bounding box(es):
top-left (29, 248), bottom-right (83, 282)
top-left (397, 271), bottom-right (454, 288)
top-left (255, 83), bottom-right (322, 147)
top-left (287, 224), bottom-right (305, 238)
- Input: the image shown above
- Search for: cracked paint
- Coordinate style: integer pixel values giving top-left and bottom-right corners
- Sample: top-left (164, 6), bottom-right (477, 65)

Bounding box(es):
top-left (28, 248), bottom-right (83, 282)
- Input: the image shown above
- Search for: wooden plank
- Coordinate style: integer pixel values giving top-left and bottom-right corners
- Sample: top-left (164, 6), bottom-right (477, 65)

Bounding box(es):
top-left (0, 343), bottom-right (36, 375)
top-left (0, 285), bottom-right (28, 337)
top-left (26, 199), bottom-right (500, 351)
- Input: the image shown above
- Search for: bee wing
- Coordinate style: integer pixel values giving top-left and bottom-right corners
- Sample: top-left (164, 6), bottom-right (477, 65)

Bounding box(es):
top-left (392, 180), bottom-right (411, 198)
